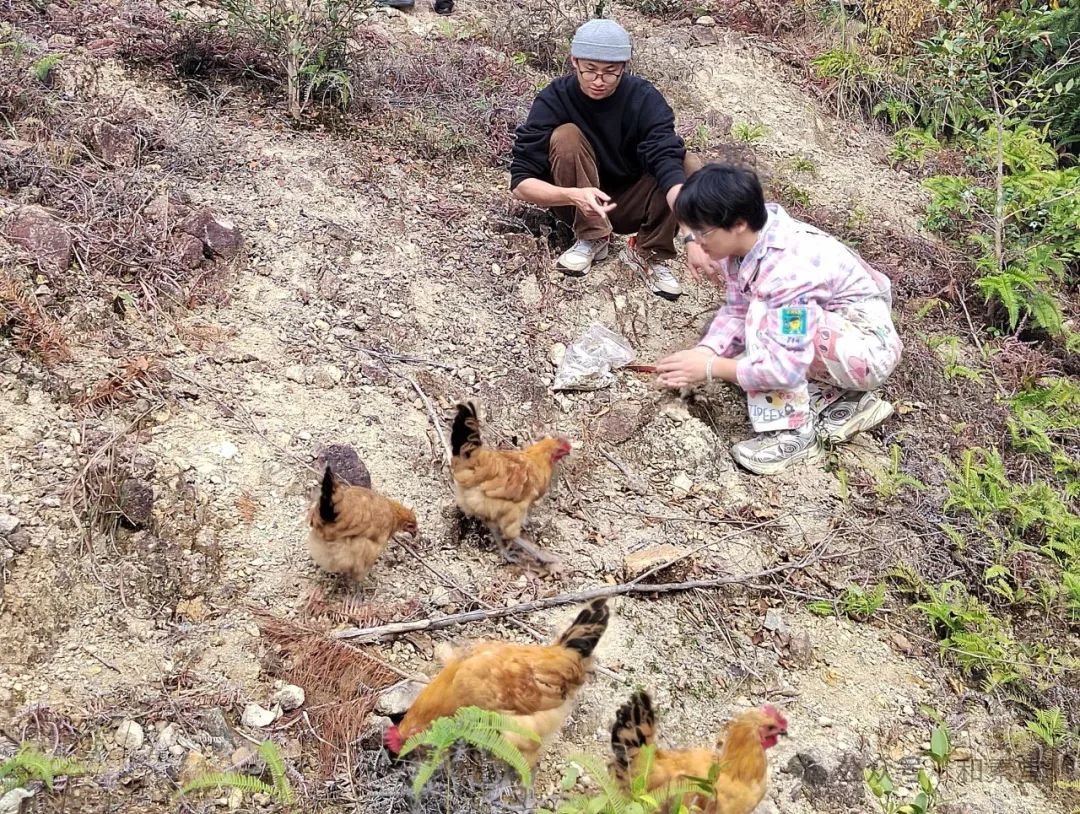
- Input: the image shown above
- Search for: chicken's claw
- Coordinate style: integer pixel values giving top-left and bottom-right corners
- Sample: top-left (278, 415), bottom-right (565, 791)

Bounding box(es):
top-left (501, 536), bottom-right (565, 575)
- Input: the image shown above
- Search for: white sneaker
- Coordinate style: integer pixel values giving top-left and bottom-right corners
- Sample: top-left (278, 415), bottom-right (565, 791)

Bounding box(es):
top-left (731, 421), bottom-right (822, 476)
top-left (556, 237), bottom-right (609, 277)
top-left (819, 391), bottom-right (895, 443)
top-left (621, 238), bottom-right (682, 300)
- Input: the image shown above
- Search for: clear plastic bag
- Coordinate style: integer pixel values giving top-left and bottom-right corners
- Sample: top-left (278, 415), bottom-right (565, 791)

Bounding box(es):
top-left (552, 323), bottom-right (637, 391)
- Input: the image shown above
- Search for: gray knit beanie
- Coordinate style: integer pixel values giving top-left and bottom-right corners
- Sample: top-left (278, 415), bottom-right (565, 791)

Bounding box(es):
top-left (570, 19), bottom-right (632, 63)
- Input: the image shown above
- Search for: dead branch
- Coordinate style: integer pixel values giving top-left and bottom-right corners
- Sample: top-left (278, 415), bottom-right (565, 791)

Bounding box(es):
top-left (333, 545), bottom-right (848, 642)
top-left (406, 375), bottom-right (453, 471)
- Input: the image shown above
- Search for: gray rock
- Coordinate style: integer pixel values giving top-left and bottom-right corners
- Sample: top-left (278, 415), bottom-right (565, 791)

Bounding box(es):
top-left (240, 703), bottom-right (278, 728)
top-left (375, 681), bottom-right (425, 717)
top-left (6, 205), bottom-right (73, 270)
top-left (115, 719), bottom-right (145, 750)
top-left (787, 629), bottom-right (813, 666)
top-left (271, 684), bottom-right (305, 712)
top-left (118, 478), bottom-right (154, 529)
top-left (0, 515), bottom-right (19, 536)
top-left (179, 208), bottom-right (242, 260)
top-left (317, 444), bottom-right (371, 489)
top-left (170, 233), bottom-right (204, 270)
top-left (91, 120), bottom-right (139, 166)
top-left (763, 608), bottom-right (788, 634)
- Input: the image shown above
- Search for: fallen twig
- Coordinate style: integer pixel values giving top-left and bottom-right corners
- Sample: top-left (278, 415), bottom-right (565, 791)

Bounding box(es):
top-left (406, 375), bottom-right (452, 470)
top-left (332, 546), bottom-right (847, 642)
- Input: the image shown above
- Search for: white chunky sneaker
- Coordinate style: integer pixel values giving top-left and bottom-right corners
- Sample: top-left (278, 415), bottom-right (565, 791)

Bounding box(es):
top-left (556, 237), bottom-right (610, 277)
top-left (819, 391), bottom-right (895, 443)
top-left (621, 237), bottom-right (682, 300)
top-left (731, 421), bottom-right (821, 476)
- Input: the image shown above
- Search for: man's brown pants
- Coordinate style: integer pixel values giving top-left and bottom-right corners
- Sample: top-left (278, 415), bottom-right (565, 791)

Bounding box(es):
top-left (548, 123), bottom-right (703, 261)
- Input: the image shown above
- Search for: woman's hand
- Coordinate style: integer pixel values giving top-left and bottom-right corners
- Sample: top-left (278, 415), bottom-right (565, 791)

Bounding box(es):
top-left (685, 240), bottom-right (722, 284)
top-left (656, 347), bottom-right (716, 389)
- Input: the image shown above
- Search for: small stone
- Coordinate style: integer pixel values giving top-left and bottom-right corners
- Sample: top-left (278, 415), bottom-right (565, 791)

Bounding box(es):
top-left (178, 751), bottom-right (208, 785)
top-left (817, 716), bottom-right (834, 728)
top-left (170, 234), bottom-right (204, 270)
top-left (763, 609), bottom-right (788, 634)
top-left (179, 208), bottom-right (242, 260)
top-left (787, 630), bottom-right (813, 666)
top-left (285, 365), bottom-right (307, 384)
top-left (0, 515), bottom-right (20, 536)
top-left (317, 444), bottom-right (371, 489)
top-left (240, 703), bottom-right (278, 728)
top-left (227, 787), bottom-right (244, 809)
top-left (375, 681), bottom-right (425, 717)
top-left (660, 403), bottom-right (690, 424)
top-left (547, 342), bottom-right (566, 367)
top-left (117, 478), bottom-right (154, 530)
top-left (158, 723), bottom-right (179, 749)
top-left (457, 367), bottom-right (476, 385)
top-left (312, 365), bottom-right (344, 389)
top-left (6, 205), bottom-right (73, 270)
top-left (91, 120), bottom-right (139, 166)
top-left (623, 544), bottom-right (688, 579)
top-left (175, 596), bottom-right (209, 622)
top-left (115, 719), bottom-right (145, 750)
top-left (890, 632), bottom-right (914, 654)
top-left (695, 14), bottom-right (716, 25)
top-left (271, 684), bottom-right (305, 712)
top-left (671, 472), bottom-right (693, 493)
top-left (597, 402), bottom-right (645, 445)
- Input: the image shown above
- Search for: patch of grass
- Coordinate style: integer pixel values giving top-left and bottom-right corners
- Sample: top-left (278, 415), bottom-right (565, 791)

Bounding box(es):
top-left (731, 120), bottom-right (768, 144)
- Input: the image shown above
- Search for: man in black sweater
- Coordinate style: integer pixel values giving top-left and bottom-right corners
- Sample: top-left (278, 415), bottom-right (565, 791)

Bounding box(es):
top-left (509, 19), bottom-right (700, 300)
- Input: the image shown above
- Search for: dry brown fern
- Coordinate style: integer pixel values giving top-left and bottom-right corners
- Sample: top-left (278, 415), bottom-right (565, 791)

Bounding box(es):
top-left (0, 270), bottom-right (73, 365)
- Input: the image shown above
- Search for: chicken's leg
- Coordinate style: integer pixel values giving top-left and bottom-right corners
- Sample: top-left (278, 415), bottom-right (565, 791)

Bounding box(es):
top-left (496, 534), bottom-right (564, 573)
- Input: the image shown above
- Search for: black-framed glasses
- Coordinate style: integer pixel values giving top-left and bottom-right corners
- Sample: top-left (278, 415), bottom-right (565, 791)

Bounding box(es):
top-left (578, 69), bottom-right (623, 84)
top-left (681, 228), bottom-right (716, 245)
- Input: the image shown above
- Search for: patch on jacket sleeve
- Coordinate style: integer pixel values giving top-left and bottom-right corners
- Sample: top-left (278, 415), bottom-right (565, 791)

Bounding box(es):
top-left (780, 307), bottom-right (809, 337)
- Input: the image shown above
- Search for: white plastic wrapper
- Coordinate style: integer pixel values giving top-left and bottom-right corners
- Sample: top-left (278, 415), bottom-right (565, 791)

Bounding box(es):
top-left (552, 324), bottom-right (637, 391)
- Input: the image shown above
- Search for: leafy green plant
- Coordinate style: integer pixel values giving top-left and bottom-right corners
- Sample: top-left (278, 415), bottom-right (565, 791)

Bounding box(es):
top-left (30, 53), bottom-right (62, 83)
top-left (215, 0), bottom-right (367, 120)
top-left (0, 743), bottom-right (85, 794)
top-left (877, 444), bottom-right (927, 498)
top-left (1025, 707), bottom-right (1069, 749)
top-left (865, 723), bottom-right (951, 814)
top-left (177, 739), bottom-right (293, 804)
top-left (541, 746), bottom-right (717, 814)
top-left (888, 126), bottom-right (941, 166)
top-left (401, 707), bottom-right (540, 797)
top-left (808, 583), bottom-right (886, 621)
top-left (731, 120), bottom-right (768, 144)
top-left (811, 45), bottom-right (884, 117)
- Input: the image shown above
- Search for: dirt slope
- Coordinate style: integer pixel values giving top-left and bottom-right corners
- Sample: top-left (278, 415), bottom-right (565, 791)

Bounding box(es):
top-left (0, 5), bottom-right (1066, 813)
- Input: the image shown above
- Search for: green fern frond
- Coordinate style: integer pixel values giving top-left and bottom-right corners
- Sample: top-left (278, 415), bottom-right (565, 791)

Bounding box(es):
top-left (401, 707), bottom-right (539, 797)
top-left (176, 740), bottom-right (292, 803)
top-left (257, 739), bottom-right (293, 803)
top-left (569, 753), bottom-right (628, 814)
top-left (0, 744), bottom-right (86, 792)
top-left (178, 772), bottom-right (275, 798)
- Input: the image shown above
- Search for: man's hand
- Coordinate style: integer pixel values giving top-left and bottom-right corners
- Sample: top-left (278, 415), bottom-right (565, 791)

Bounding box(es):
top-left (656, 347), bottom-right (716, 389)
top-left (685, 240), bottom-right (722, 284)
top-left (568, 187), bottom-right (616, 219)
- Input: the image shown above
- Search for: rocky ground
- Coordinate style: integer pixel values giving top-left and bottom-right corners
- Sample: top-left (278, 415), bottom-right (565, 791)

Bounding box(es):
top-left (0, 2), bottom-right (1074, 813)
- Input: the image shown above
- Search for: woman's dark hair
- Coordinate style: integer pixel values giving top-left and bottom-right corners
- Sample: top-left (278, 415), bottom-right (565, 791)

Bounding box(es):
top-left (674, 163), bottom-right (768, 232)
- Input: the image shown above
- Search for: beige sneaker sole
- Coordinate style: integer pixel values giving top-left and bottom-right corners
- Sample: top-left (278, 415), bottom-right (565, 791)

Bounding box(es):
top-left (823, 398), bottom-right (895, 443)
top-left (556, 243), bottom-right (609, 277)
top-left (731, 439), bottom-right (823, 476)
